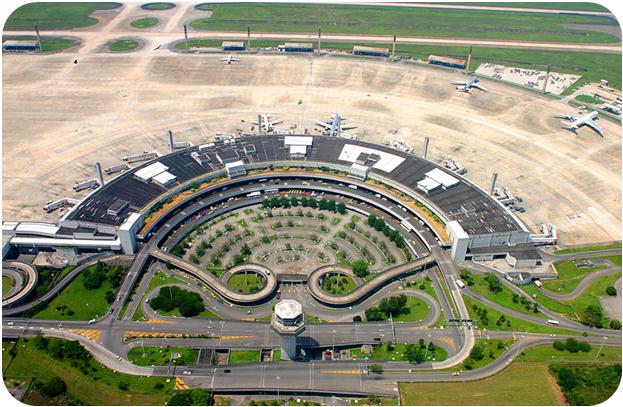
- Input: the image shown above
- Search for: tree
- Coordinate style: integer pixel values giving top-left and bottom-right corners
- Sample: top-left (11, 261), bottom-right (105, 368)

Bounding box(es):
top-left (469, 345), bottom-right (485, 361)
top-left (553, 340), bottom-right (566, 351)
top-left (353, 315), bottom-right (362, 322)
top-left (405, 344), bottom-right (426, 364)
top-left (337, 202), bottom-right (347, 214)
top-left (40, 376), bottom-right (67, 398)
top-left (369, 364), bottom-right (384, 374)
top-left (565, 337), bottom-right (581, 353)
top-left (365, 307), bottom-right (384, 321)
top-left (484, 273), bottom-right (502, 294)
top-left (83, 266), bottom-right (106, 290)
top-left (581, 304), bottom-right (604, 328)
top-left (351, 260), bottom-right (369, 278)
top-left (105, 290), bottom-right (115, 304)
top-left (610, 319), bottom-right (622, 330)
top-left (606, 286), bottom-right (617, 296)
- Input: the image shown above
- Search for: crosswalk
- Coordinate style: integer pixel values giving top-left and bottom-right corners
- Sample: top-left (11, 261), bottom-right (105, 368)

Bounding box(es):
top-left (69, 329), bottom-right (102, 342)
top-left (174, 377), bottom-right (190, 391)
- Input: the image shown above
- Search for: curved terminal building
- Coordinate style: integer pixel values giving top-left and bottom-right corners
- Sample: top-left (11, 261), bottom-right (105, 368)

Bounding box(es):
top-left (2, 134), bottom-right (537, 264)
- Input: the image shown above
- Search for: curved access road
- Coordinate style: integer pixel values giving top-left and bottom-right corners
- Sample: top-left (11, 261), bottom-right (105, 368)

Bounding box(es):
top-left (308, 257), bottom-right (435, 306)
top-left (2, 261), bottom-right (38, 307)
top-left (151, 250), bottom-right (278, 304)
top-left (539, 266), bottom-right (622, 300)
top-left (2, 255), bottom-right (130, 316)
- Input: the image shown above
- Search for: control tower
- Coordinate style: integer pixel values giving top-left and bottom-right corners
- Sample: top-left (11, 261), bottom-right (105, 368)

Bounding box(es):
top-left (271, 299), bottom-right (305, 360)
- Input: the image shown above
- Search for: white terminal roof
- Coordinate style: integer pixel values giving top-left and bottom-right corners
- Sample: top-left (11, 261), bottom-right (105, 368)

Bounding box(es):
top-left (135, 162), bottom-right (168, 182)
top-left (284, 136), bottom-right (313, 146)
top-left (417, 177), bottom-right (441, 192)
top-left (350, 163), bottom-right (370, 172)
top-left (225, 160), bottom-right (245, 169)
top-left (289, 145), bottom-right (307, 155)
top-left (120, 212), bottom-right (142, 232)
top-left (153, 171), bottom-right (177, 185)
top-left (15, 222), bottom-right (60, 236)
top-left (274, 299), bottom-right (303, 319)
top-left (338, 144), bottom-right (405, 173)
top-left (425, 168), bottom-right (459, 188)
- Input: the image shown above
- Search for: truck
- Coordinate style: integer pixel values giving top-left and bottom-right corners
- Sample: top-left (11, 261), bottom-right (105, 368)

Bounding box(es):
top-left (547, 319), bottom-right (560, 326)
top-left (456, 279), bottom-right (466, 289)
top-left (534, 280), bottom-right (542, 288)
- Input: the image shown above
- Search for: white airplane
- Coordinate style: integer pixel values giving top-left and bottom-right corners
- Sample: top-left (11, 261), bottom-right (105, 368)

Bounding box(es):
top-left (219, 54), bottom-right (240, 64)
top-left (556, 111), bottom-right (604, 137)
top-left (453, 76), bottom-right (487, 93)
top-left (253, 114), bottom-right (283, 133)
top-left (315, 113), bottom-right (357, 138)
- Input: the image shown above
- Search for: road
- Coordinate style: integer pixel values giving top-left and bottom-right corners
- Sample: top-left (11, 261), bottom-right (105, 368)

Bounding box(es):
top-left (3, 29), bottom-right (620, 55)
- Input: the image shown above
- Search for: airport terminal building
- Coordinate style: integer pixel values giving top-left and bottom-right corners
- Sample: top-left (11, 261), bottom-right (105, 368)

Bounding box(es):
top-left (2, 135), bottom-right (534, 264)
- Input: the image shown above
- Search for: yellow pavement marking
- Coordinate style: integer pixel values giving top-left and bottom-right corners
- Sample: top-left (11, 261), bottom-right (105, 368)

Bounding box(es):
top-left (124, 331), bottom-right (186, 338)
top-left (70, 329), bottom-right (102, 342)
top-left (437, 337), bottom-right (456, 350)
top-left (220, 335), bottom-right (255, 340)
top-left (321, 370), bottom-right (365, 375)
top-left (174, 377), bottom-right (190, 391)
top-left (409, 326), bottom-right (428, 330)
top-left (145, 319), bottom-right (173, 324)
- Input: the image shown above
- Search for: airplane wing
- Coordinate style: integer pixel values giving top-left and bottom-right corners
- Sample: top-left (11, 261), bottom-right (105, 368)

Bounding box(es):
top-left (585, 119), bottom-right (604, 137)
top-left (269, 120), bottom-right (283, 126)
top-left (472, 83), bottom-right (487, 92)
top-left (340, 124), bottom-right (357, 130)
top-left (554, 113), bottom-right (574, 120)
top-left (315, 120), bottom-right (332, 129)
top-left (231, 58), bottom-right (240, 62)
top-left (452, 81), bottom-right (466, 85)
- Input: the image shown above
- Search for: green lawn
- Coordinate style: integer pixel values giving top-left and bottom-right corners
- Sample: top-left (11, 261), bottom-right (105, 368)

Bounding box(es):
top-left (33, 270), bottom-right (114, 321)
top-left (544, 259), bottom-right (606, 294)
top-left (350, 342), bottom-right (447, 362)
top-left (4, 2), bottom-right (121, 30)
top-left (146, 271), bottom-right (187, 294)
top-left (141, 2), bottom-right (176, 10)
top-left (227, 273), bottom-right (263, 293)
top-left (321, 274), bottom-right (357, 295)
top-left (130, 17), bottom-right (158, 29)
top-left (468, 273), bottom-right (546, 318)
top-left (400, 342), bottom-right (621, 405)
top-left (2, 35), bottom-right (77, 52)
top-left (2, 275), bottom-right (15, 296)
top-left (575, 94), bottom-right (603, 104)
top-left (191, 3), bottom-right (619, 43)
top-left (451, 338), bottom-right (514, 371)
top-left (152, 306), bottom-right (221, 319)
top-left (3, 338), bottom-right (172, 405)
top-left (405, 277), bottom-right (446, 327)
top-left (401, 362), bottom-right (561, 405)
top-left (463, 295), bottom-right (578, 335)
top-left (108, 39), bottom-right (139, 52)
top-left (447, 2), bottom-right (610, 12)
top-left (229, 349), bottom-right (260, 364)
top-left (392, 295), bottom-right (433, 322)
top-left (554, 243), bottom-right (622, 254)
top-left (517, 343), bottom-right (621, 363)
top-left (521, 271), bottom-right (622, 322)
top-left (127, 346), bottom-right (198, 366)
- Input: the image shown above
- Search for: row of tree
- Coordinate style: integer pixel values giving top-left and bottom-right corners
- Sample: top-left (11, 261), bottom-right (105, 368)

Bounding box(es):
top-left (366, 215), bottom-right (406, 249)
top-left (261, 196), bottom-right (347, 214)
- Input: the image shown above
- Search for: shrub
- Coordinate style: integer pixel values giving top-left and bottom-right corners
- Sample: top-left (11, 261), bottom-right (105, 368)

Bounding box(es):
top-left (606, 286), bottom-right (617, 296)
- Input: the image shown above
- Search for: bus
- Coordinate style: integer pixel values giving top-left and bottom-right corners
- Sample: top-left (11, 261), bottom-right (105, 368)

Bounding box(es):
top-left (456, 279), bottom-right (466, 289)
top-left (547, 319), bottom-right (560, 326)
top-left (246, 191), bottom-right (261, 198)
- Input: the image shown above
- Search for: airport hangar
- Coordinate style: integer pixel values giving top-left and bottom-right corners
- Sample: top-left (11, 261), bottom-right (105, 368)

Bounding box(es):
top-left (2, 134), bottom-right (539, 268)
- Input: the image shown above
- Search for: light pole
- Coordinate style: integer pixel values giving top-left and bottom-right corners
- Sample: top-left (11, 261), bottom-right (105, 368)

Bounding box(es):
top-left (276, 375), bottom-right (281, 400)
top-left (332, 329), bottom-right (336, 358)
top-left (596, 336), bottom-right (608, 360)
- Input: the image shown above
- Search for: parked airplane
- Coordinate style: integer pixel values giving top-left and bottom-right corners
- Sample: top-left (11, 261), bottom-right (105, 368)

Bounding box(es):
top-left (220, 54), bottom-right (240, 64)
top-left (315, 113), bottom-right (357, 138)
top-left (453, 77), bottom-right (487, 93)
top-left (253, 114), bottom-right (283, 133)
top-left (555, 111), bottom-right (604, 137)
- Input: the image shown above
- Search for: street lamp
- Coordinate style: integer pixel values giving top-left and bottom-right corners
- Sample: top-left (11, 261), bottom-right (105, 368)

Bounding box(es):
top-left (275, 375), bottom-right (281, 400)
